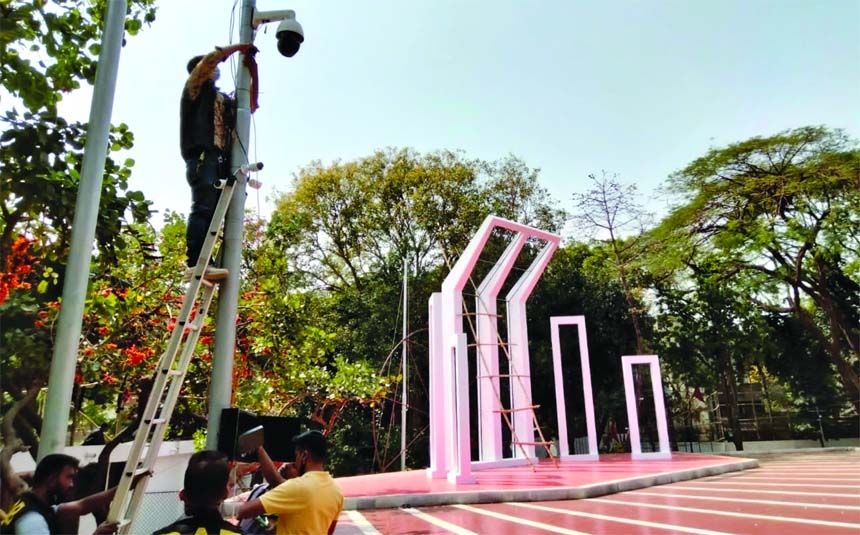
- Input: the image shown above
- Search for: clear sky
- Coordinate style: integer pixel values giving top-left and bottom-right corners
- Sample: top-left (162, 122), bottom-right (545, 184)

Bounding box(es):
top-left (59, 0), bottom-right (860, 225)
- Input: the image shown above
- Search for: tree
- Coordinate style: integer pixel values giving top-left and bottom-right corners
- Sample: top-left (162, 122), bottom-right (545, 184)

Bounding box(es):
top-left (269, 148), bottom-right (565, 292)
top-left (1, 0), bottom-right (158, 468)
top-left (1, 1), bottom-right (156, 115)
top-left (652, 258), bottom-right (776, 450)
top-left (263, 148), bottom-right (565, 471)
top-left (570, 172), bottom-right (654, 354)
top-left (658, 126), bottom-right (860, 407)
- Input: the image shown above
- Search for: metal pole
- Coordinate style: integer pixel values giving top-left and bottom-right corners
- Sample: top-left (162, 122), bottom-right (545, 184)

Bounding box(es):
top-left (815, 405), bottom-right (826, 448)
top-left (401, 258), bottom-right (408, 470)
top-left (38, 0), bottom-right (127, 459)
top-left (207, 0), bottom-right (255, 449)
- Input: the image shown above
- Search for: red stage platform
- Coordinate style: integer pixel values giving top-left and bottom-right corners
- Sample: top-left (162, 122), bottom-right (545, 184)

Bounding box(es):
top-left (336, 453), bottom-right (758, 510)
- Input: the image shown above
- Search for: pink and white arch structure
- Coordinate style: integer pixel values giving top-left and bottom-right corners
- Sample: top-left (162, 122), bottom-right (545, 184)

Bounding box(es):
top-left (426, 215), bottom-right (599, 484)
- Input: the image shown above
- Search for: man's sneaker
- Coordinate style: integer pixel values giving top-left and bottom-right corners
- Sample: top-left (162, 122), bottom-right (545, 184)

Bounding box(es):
top-left (183, 266), bottom-right (229, 282)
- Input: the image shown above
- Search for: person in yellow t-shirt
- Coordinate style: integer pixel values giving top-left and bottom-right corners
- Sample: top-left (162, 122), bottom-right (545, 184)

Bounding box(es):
top-left (237, 431), bottom-right (343, 535)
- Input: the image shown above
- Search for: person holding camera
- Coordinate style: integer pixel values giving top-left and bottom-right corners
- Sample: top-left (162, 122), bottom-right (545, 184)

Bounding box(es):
top-left (237, 431), bottom-right (343, 535)
top-left (180, 43), bottom-right (257, 282)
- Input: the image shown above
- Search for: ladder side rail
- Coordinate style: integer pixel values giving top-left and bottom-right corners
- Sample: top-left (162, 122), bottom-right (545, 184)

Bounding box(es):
top-left (108, 283), bottom-right (209, 528)
top-left (120, 285), bottom-right (217, 533)
top-left (108, 183), bottom-right (236, 527)
top-left (141, 283), bottom-right (217, 469)
top-left (105, 326), bottom-right (190, 525)
top-left (106, 251), bottom-right (214, 524)
top-left (185, 179), bottom-right (236, 281)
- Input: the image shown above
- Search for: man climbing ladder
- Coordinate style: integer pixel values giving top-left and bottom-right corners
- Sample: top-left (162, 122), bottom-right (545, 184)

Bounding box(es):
top-left (105, 41), bottom-right (262, 533)
top-left (181, 43), bottom-right (258, 281)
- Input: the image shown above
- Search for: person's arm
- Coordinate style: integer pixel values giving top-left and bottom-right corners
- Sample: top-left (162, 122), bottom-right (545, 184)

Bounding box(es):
top-left (185, 44), bottom-right (258, 96)
top-left (56, 487), bottom-right (113, 518)
top-left (255, 445), bottom-right (286, 487)
top-left (92, 520), bottom-right (119, 535)
top-left (56, 470), bottom-right (150, 517)
top-left (236, 497), bottom-right (266, 520)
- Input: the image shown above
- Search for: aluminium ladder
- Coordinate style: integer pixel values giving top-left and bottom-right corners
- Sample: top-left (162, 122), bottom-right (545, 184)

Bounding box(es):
top-left (106, 162), bottom-right (263, 534)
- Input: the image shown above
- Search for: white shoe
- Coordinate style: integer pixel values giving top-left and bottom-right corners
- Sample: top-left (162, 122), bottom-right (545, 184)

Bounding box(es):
top-left (183, 266), bottom-right (229, 282)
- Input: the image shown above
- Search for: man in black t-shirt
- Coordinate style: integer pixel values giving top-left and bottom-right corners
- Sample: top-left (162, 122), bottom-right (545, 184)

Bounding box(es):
top-left (180, 44), bottom-right (256, 282)
top-left (0, 453), bottom-right (132, 535)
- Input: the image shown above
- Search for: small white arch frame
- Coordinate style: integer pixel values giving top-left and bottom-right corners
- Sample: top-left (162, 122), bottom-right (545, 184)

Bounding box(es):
top-left (550, 316), bottom-right (599, 460)
top-left (621, 355), bottom-right (671, 459)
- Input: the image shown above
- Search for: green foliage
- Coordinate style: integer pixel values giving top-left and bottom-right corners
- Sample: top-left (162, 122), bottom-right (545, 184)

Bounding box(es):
top-left (0, 0), bottom-right (159, 450)
top-left (655, 126), bottom-right (860, 406)
top-left (0, 0), bottom-right (157, 114)
top-left (269, 148), bottom-right (565, 291)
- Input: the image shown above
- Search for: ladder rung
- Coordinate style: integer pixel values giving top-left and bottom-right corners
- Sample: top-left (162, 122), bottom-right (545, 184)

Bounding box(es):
top-left (458, 312), bottom-right (504, 318)
top-left (186, 275), bottom-right (215, 288)
top-left (124, 467), bottom-right (149, 478)
top-left (145, 418), bottom-right (166, 425)
top-left (175, 320), bottom-right (200, 332)
top-left (494, 405), bottom-right (540, 413)
top-left (160, 369), bottom-right (183, 376)
top-left (511, 441), bottom-right (553, 446)
top-left (468, 342), bottom-right (516, 347)
top-left (477, 374), bottom-right (530, 379)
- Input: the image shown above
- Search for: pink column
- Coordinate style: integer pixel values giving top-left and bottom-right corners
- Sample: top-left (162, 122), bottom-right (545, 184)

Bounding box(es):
top-left (506, 242), bottom-right (557, 459)
top-left (621, 355), bottom-right (671, 459)
top-left (426, 292), bottom-right (446, 478)
top-left (550, 316), bottom-right (599, 460)
top-left (475, 234), bottom-right (526, 462)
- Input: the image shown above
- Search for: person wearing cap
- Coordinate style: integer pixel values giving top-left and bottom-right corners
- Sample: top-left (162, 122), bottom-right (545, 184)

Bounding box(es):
top-left (237, 431), bottom-right (343, 535)
top-left (180, 43), bottom-right (257, 282)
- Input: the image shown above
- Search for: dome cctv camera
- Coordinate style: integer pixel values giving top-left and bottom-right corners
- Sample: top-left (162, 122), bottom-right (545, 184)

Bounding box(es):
top-left (276, 15), bottom-right (304, 57)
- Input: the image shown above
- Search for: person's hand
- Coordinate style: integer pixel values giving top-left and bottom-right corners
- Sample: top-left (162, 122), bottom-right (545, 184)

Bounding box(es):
top-left (93, 521), bottom-right (119, 535)
top-left (278, 462), bottom-right (299, 480)
top-left (235, 461), bottom-right (261, 477)
top-left (245, 44), bottom-right (259, 56)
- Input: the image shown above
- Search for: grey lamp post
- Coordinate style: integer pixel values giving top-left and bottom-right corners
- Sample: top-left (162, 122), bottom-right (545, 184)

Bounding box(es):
top-left (206, 1), bottom-right (304, 449)
top-left (39, 0), bottom-right (127, 459)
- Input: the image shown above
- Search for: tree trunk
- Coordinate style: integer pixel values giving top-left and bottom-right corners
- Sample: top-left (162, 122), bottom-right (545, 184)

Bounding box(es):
top-left (719, 352), bottom-right (744, 451)
top-left (1, 388), bottom-right (40, 510)
top-left (4, 383), bottom-right (43, 456)
top-left (795, 303), bottom-right (860, 409)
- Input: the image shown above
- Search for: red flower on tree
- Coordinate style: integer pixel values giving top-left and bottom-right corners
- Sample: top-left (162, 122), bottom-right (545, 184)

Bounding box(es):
top-left (122, 344), bottom-right (149, 367)
top-left (102, 372), bottom-right (119, 385)
top-left (0, 236), bottom-right (36, 304)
